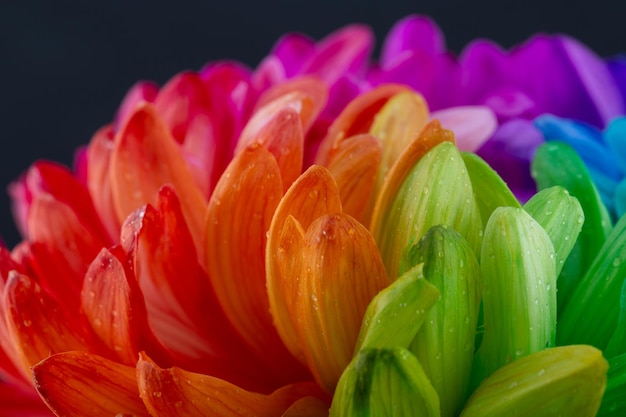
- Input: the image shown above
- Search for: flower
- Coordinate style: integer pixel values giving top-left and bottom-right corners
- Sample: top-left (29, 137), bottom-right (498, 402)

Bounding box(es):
top-left (1, 13), bottom-right (624, 417)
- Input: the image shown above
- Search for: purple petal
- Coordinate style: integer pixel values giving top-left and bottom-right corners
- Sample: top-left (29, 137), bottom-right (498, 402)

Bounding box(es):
top-left (608, 55), bottom-right (626, 109)
top-left (510, 35), bottom-right (623, 127)
top-left (477, 118), bottom-right (545, 202)
top-left (380, 15), bottom-right (445, 67)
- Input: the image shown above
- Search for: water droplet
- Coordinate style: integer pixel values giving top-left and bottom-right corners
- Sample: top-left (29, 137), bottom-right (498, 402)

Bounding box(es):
top-left (613, 257), bottom-right (622, 267)
top-left (23, 320), bottom-right (32, 328)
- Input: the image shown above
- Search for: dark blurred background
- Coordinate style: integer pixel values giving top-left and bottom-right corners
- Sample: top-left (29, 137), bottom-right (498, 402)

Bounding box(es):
top-left (2, 0), bottom-right (626, 247)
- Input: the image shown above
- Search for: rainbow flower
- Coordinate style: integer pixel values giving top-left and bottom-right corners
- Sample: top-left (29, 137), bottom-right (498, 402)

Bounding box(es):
top-left (1, 14), bottom-right (624, 417)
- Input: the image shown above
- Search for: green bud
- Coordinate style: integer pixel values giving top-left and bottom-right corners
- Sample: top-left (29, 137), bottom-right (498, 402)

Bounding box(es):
top-left (461, 152), bottom-right (521, 225)
top-left (558, 214), bottom-right (626, 350)
top-left (523, 185), bottom-right (583, 277)
top-left (402, 225), bottom-right (482, 417)
top-left (462, 345), bottom-right (607, 417)
top-left (330, 347), bottom-right (440, 417)
top-left (531, 142), bottom-right (612, 303)
top-left (373, 142), bottom-right (483, 279)
top-left (598, 352), bottom-right (626, 417)
top-left (472, 207), bottom-right (556, 386)
top-left (355, 264), bottom-right (440, 352)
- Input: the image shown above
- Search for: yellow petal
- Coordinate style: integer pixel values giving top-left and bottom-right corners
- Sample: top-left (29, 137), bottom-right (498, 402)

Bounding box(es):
top-left (369, 90), bottom-right (430, 192)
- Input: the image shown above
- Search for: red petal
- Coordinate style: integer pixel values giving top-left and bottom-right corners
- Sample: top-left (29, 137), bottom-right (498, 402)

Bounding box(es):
top-left (110, 104), bottom-right (207, 258)
top-left (0, 381), bottom-right (52, 417)
top-left (26, 195), bottom-right (104, 312)
top-left (86, 124), bottom-right (121, 242)
top-left (33, 351), bottom-right (149, 417)
top-left (282, 396), bottom-right (330, 416)
top-left (81, 247), bottom-right (171, 366)
top-left (9, 161), bottom-right (110, 244)
top-left (3, 272), bottom-right (91, 379)
top-left (137, 353), bottom-right (321, 417)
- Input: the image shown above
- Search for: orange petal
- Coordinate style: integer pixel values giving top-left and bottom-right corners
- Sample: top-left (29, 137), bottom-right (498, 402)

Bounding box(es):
top-left (255, 76), bottom-right (329, 118)
top-left (296, 214), bottom-right (390, 392)
top-left (236, 88), bottom-right (324, 154)
top-left (110, 103), bottom-right (207, 258)
top-left (81, 247), bottom-right (170, 366)
top-left (3, 272), bottom-right (90, 380)
top-left (315, 84), bottom-right (410, 165)
top-left (282, 396), bottom-right (331, 417)
top-left (26, 194), bottom-right (103, 313)
top-left (86, 124), bottom-right (121, 242)
top-left (371, 120), bottom-right (455, 236)
top-left (206, 144), bottom-right (308, 380)
top-left (137, 353), bottom-right (321, 417)
top-left (33, 351), bottom-right (149, 417)
top-left (325, 133), bottom-right (381, 225)
top-left (368, 90), bottom-right (430, 191)
top-left (266, 166), bottom-right (342, 361)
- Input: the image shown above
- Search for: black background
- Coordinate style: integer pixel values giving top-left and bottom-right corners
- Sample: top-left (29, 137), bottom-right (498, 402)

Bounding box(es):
top-left (2, 0), bottom-right (626, 247)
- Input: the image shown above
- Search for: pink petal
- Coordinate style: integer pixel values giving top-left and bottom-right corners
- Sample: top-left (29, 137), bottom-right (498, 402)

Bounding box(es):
top-left (431, 106), bottom-right (498, 152)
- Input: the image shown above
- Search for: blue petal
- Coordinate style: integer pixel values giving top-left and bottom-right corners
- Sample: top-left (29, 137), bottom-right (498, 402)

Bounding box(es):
top-left (604, 117), bottom-right (626, 176)
top-left (535, 114), bottom-right (622, 180)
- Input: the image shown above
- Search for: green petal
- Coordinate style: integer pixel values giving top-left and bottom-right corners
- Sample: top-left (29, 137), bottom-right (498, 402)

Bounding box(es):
top-left (401, 225), bottom-right (482, 417)
top-left (472, 207), bottom-right (556, 386)
top-left (330, 347), bottom-right (440, 417)
top-left (558, 214), bottom-right (626, 349)
top-left (598, 352), bottom-right (626, 417)
top-left (531, 141), bottom-right (613, 311)
top-left (461, 152), bottom-right (521, 225)
top-left (355, 264), bottom-right (439, 352)
top-left (606, 279), bottom-right (626, 358)
top-left (374, 142), bottom-right (483, 280)
top-left (523, 186), bottom-right (584, 277)
top-left (461, 345), bottom-right (607, 417)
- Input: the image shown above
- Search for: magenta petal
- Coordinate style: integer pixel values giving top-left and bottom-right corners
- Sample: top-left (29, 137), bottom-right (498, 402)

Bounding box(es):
top-left (114, 81), bottom-right (159, 131)
top-left (459, 40), bottom-right (512, 107)
top-left (301, 24), bottom-right (374, 84)
top-left (271, 32), bottom-right (316, 77)
top-left (380, 14), bottom-right (446, 67)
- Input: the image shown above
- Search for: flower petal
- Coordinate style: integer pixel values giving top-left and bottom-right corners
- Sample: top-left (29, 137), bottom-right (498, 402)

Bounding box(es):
top-left (295, 213), bottom-right (390, 392)
top-left (110, 103), bottom-right (207, 258)
top-left (137, 353), bottom-right (321, 417)
top-left (431, 106), bottom-right (497, 152)
top-left (271, 32), bottom-right (316, 77)
top-left (300, 24), bottom-right (374, 84)
top-left (325, 133), bottom-right (381, 225)
top-left (4, 272), bottom-right (90, 379)
top-left (26, 195), bottom-right (104, 312)
top-left (380, 14), bottom-right (446, 67)
top-left (0, 381), bottom-right (52, 417)
top-left (114, 81), bottom-right (159, 130)
top-left (33, 351), bottom-right (149, 417)
top-left (266, 166), bottom-right (342, 362)
top-left (369, 91), bottom-right (430, 191)
top-left (206, 144), bottom-right (308, 382)
top-left (81, 247), bottom-right (171, 366)
top-left (86, 124), bottom-right (121, 242)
